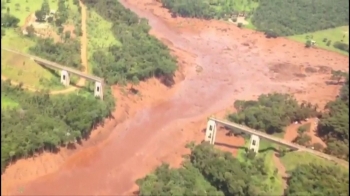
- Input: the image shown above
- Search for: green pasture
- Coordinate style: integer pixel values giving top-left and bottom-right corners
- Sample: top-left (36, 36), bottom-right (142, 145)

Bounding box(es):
top-left (1, 30), bottom-right (64, 90)
top-left (1, 95), bottom-right (19, 109)
top-left (289, 26), bottom-right (349, 55)
top-left (86, 9), bottom-right (121, 72)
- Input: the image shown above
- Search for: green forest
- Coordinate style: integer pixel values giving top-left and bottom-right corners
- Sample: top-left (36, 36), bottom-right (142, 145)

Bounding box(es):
top-left (137, 143), bottom-right (349, 196)
top-left (160, 0), bottom-right (349, 36)
top-left (1, 80), bottom-right (115, 173)
top-left (228, 93), bottom-right (319, 134)
top-left (83, 0), bottom-right (178, 86)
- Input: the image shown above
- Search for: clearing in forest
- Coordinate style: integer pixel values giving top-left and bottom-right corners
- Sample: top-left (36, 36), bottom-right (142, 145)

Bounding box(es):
top-left (289, 26), bottom-right (349, 56)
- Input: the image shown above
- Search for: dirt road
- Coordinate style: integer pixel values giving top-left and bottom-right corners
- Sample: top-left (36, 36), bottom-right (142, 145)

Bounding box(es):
top-left (2, 0), bottom-right (348, 195)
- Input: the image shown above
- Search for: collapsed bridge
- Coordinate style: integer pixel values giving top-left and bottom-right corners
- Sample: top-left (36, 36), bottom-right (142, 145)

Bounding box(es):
top-left (205, 118), bottom-right (349, 168)
top-left (1, 47), bottom-right (104, 100)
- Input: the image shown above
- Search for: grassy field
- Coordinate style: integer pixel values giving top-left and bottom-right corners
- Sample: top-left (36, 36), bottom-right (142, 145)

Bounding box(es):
top-left (236, 140), bottom-right (284, 195)
top-left (86, 9), bottom-right (121, 73)
top-left (1, 29), bottom-right (65, 90)
top-left (4, 0), bottom-right (58, 26)
top-left (209, 0), bottom-right (259, 13)
top-left (1, 95), bottom-right (19, 109)
top-left (289, 26), bottom-right (349, 56)
top-left (280, 151), bottom-right (348, 172)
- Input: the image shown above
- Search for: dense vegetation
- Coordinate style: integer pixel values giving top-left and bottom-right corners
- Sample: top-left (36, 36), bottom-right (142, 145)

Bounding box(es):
top-left (252, 0), bottom-right (349, 36)
top-left (137, 143), bottom-right (349, 196)
top-left (29, 38), bottom-right (82, 70)
top-left (83, 0), bottom-right (177, 86)
top-left (138, 143), bottom-right (276, 196)
top-left (160, 0), bottom-right (217, 19)
top-left (1, 80), bottom-right (115, 173)
top-left (160, 0), bottom-right (349, 36)
top-left (285, 163), bottom-right (349, 196)
top-left (317, 73), bottom-right (349, 160)
top-left (228, 93), bottom-right (319, 134)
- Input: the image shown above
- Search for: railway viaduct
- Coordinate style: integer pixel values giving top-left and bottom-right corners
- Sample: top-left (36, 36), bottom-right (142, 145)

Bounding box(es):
top-left (206, 118), bottom-right (349, 168)
top-left (1, 47), bottom-right (104, 100)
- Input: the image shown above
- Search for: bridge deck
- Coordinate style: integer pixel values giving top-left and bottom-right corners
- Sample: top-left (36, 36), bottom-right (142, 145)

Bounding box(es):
top-left (1, 48), bottom-right (103, 83)
top-left (210, 118), bottom-right (349, 168)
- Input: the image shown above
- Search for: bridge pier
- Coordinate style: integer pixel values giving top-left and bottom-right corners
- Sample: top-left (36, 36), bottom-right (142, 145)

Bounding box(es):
top-left (94, 81), bottom-right (103, 100)
top-left (205, 119), bottom-right (261, 153)
top-left (205, 119), bottom-right (217, 145)
top-left (249, 135), bottom-right (260, 153)
top-left (60, 70), bottom-right (70, 86)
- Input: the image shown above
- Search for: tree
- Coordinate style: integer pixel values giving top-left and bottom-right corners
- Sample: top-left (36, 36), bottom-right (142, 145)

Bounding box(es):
top-left (40, 0), bottom-right (50, 15)
top-left (1, 14), bottom-right (20, 27)
top-left (286, 163), bottom-right (349, 196)
top-left (330, 70), bottom-right (347, 84)
top-left (35, 10), bottom-right (45, 22)
top-left (305, 39), bottom-right (312, 48)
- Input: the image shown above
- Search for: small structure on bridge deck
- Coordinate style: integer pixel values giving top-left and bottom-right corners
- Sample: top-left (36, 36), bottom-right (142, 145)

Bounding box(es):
top-left (60, 70), bottom-right (70, 86)
top-left (94, 81), bottom-right (103, 99)
top-left (249, 135), bottom-right (260, 153)
top-left (205, 119), bottom-right (261, 153)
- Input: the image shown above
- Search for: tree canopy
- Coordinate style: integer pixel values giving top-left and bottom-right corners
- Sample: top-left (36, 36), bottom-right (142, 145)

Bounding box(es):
top-left (160, 0), bottom-right (349, 36)
top-left (228, 93), bottom-right (319, 134)
top-left (251, 0), bottom-right (349, 36)
top-left (137, 143), bottom-right (349, 196)
top-left (138, 143), bottom-right (277, 196)
top-left (1, 80), bottom-right (115, 174)
top-left (317, 74), bottom-right (349, 160)
top-left (29, 38), bottom-right (82, 70)
top-left (285, 163), bottom-right (349, 196)
top-left (82, 0), bottom-right (178, 86)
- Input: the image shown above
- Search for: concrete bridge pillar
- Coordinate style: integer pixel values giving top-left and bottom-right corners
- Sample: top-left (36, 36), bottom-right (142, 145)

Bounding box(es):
top-left (249, 135), bottom-right (260, 153)
top-left (60, 70), bottom-right (70, 86)
top-left (94, 81), bottom-right (103, 100)
top-left (205, 120), bottom-right (217, 145)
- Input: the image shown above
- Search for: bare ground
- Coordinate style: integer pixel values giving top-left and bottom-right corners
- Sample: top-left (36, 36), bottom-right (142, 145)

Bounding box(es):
top-left (1, 0), bottom-right (349, 195)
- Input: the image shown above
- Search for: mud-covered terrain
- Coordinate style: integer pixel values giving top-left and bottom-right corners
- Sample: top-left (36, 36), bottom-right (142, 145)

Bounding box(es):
top-left (1, 0), bottom-right (348, 195)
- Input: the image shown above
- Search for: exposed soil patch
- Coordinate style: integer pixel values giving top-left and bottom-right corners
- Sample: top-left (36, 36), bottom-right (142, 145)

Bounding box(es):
top-left (2, 0), bottom-right (349, 195)
top-left (22, 13), bottom-right (76, 42)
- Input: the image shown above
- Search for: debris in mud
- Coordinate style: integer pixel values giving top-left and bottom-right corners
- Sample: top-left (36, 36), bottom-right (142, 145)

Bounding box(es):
top-left (305, 67), bottom-right (318, 73)
top-left (316, 65), bottom-right (332, 74)
top-left (196, 65), bottom-right (203, 73)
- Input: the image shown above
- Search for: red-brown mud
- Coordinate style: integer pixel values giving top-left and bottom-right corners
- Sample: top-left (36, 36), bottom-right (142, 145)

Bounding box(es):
top-left (2, 0), bottom-right (348, 195)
